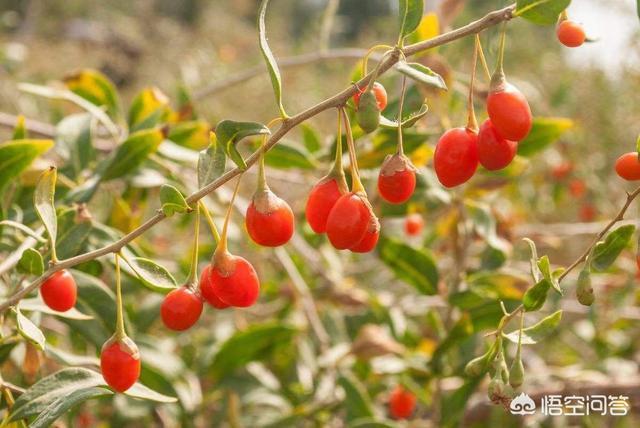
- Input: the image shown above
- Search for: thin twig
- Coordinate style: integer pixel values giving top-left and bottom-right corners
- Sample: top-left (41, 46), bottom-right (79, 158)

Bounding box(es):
top-left (0, 4), bottom-right (517, 313)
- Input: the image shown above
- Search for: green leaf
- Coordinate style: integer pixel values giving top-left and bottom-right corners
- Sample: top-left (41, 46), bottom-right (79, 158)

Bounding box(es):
top-left (338, 373), bottom-right (374, 422)
top-left (537, 255), bottom-right (562, 295)
top-left (0, 220), bottom-right (46, 242)
top-left (55, 113), bottom-right (94, 179)
top-left (128, 87), bottom-right (170, 131)
top-left (13, 114), bottom-right (27, 139)
top-left (197, 132), bottom-right (227, 188)
top-left (210, 323), bottom-right (296, 378)
top-left (379, 104), bottom-right (429, 129)
top-left (263, 140), bottom-right (316, 170)
top-left (504, 310), bottom-right (562, 344)
top-left (55, 207), bottom-right (93, 260)
top-left (34, 166), bottom-right (58, 257)
top-left (168, 120), bottom-right (210, 149)
top-left (378, 236), bottom-right (438, 295)
top-left (215, 120), bottom-right (270, 169)
top-left (102, 128), bottom-right (164, 181)
top-left (522, 278), bottom-right (551, 312)
top-left (395, 61), bottom-right (447, 90)
top-left (516, 117), bottom-right (573, 157)
top-left (349, 419), bottom-right (399, 428)
top-left (17, 248), bottom-right (44, 276)
top-left (122, 256), bottom-right (178, 293)
top-left (15, 308), bottom-right (46, 350)
top-left (63, 69), bottom-right (120, 118)
top-left (258, 0), bottom-right (288, 118)
top-left (20, 298), bottom-right (92, 320)
top-left (0, 139), bottom-right (54, 191)
top-left (398, 0), bottom-right (424, 40)
top-left (591, 225), bottom-right (635, 271)
top-left (431, 314), bottom-right (474, 372)
top-left (301, 123), bottom-right (321, 153)
top-left (160, 184), bottom-right (191, 216)
top-left (523, 237), bottom-right (542, 282)
top-left (515, 0), bottom-right (571, 26)
top-left (124, 383), bottom-right (178, 403)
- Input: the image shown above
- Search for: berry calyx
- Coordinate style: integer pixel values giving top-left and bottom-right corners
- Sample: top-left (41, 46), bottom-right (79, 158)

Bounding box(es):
top-left (557, 20), bottom-right (586, 48)
top-left (487, 83), bottom-right (532, 141)
top-left (350, 213), bottom-right (380, 253)
top-left (210, 252), bottom-right (260, 308)
top-left (306, 176), bottom-right (348, 233)
top-left (40, 270), bottom-right (77, 312)
top-left (199, 264), bottom-right (230, 309)
top-left (615, 152), bottom-right (640, 181)
top-left (160, 286), bottom-right (203, 331)
top-left (377, 154), bottom-right (417, 204)
top-left (100, 335), bottom-right (141, 392)
top-left (434, 127), bottom-right (479, 188)
top-left (404, 214), bottom-right (424, 236)
top-left (388, 385), bottom-right (416, 420)
top-left (246, 189), bottom-right (294, 247)
top-left (477, 119), bottom-right (518, 171)
top-left (326, 192), bottom-right (371, 250)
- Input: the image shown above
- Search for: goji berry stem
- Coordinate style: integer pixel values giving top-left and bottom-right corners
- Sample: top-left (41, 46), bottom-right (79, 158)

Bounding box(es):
top-left (198, 201), bottom-right (220, 244)
top-left (341, 108), bottom-right (366, 194)
top-left (185, 206), bottom-right (201, 287)
top-left (257, 136), bottom-right (269, 191)
top-left (114, 253), bottom-right (126, 340)
top-left (490, 23), bottom-right (507, 91)
top-left (215, 176), bottom-right (243, 256)
top-left (466, 35), bottom-right (480, 133)
top-left (396, 76), bottom-right (407, 156)
top-left (329, 108), bottom-right (345, 178)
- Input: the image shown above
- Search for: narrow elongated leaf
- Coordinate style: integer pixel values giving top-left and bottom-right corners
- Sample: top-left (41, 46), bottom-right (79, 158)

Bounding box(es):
top-left (395, 61), bottom-right (447, 90)
top-left (17, 248), bottom-right (44, 276)
top-left (349, 419), bottom-right (399, 428)
top-left (380, 104), bottom-right (429, 129)
top-left (398, 0), bottom-right (424, 39)
top-left (263, 140), bottom-right (316, 170)
top-left (338, 373), bottom-right (375, 422)
top-left (124, 383), bottom-right (178, 403)
top-left (523, 278), bottom-right (551, 312)
top-left (378, 237), bottom-right (438, 295)
top-left (20, 298), bottom-right (92, 320)
top-left (55, 207), bottom-right (93, 260)
top-left (517, 117), bottom-right (573, 156)
top-left (515, 0), bottom-right (571, 26)
top-left (504, 310), bottom-right (562, 344)
top-left (102, 128), bottom-right (164, 180)
top-left (168, 120), bottom-right (209, 149)
top-left (63, 69), bottom-right (120, 118)
top-left (198, 132), bottom-right (227, 188)
top-left (122, 256), bottom-right (177, 293)
top-left (55, 113), bottom-right (94, 179)
top-left (523, 237), bottom-right (542, 282)
top-left (128, 87), bottom-right (170, 131)
top-left (591, 225), bottom-right (635, 271)
top-left (537, 255), bottom-right (562, 295)
top-left (258, 0), bottom-right (288, 118)
top-left (13, 114), bottom-right (27, 139)
top-left (160, 184), bottom-right (190, 216)
top-left (210, 323), bottom-right (296, 378)
top-left (15, 308), bottom-right (46, 350)
top-left (0, 220), bottom-right (46, 242)
top-left (301, 123), bottom-right (321, 153)
top-left (158, 139), bottom-right (199, 164)
top-left (34, 166), bottom-right (57, 255)
top-left (30, 388), bottom-right (109, 428)
top-left (215, 120), bottom-right (270, 169)
top-left (0, 139), bottom-right (53, 191)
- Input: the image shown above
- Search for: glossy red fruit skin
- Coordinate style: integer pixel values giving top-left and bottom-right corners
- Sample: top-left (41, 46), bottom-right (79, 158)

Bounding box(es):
top-left (378, 156), bottom-right (417, 204)
top-left (160, 287), bottom-right (203, 331)
top-left (487, 83), bottom-right (532, 141)
top-left (353, 82), bottom-right (388, 111)
top-left (210, 254), bottom-right (260, 307)
top-left (389, 385), bottom-right (417, 420)
top-left (557, 20), bottom-right (586, 47)
top-left (433, 127), bottom-right (479, 188)
top-left (615, 152), bottom-right (640, 181)
top-left (100, 338), bottom-right (141, 392)
top-left (305, 177), bottom-right (345, 233)
top-left (246, 190), bottom-right (294, 247)
top-left (404, 214), bottom-right (424, 236)
top-left (40, 270), bottom-right (77, 312)
top-left (199, 265), bottom-right (230, 309)
top-left (477, 119), bottom-right (518, 171)
top-left (350, 215), bottom-right (380, 253)
top-left (326, 192), bottom-right (371, 250)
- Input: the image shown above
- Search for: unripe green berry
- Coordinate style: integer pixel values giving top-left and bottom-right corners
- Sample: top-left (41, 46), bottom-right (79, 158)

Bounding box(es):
top-left (576, 268), bottom-right (594, 306)
top-left (356, 91), bottom-right (380, 133)
top-left (509, 357), bottom-right (525, 389)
